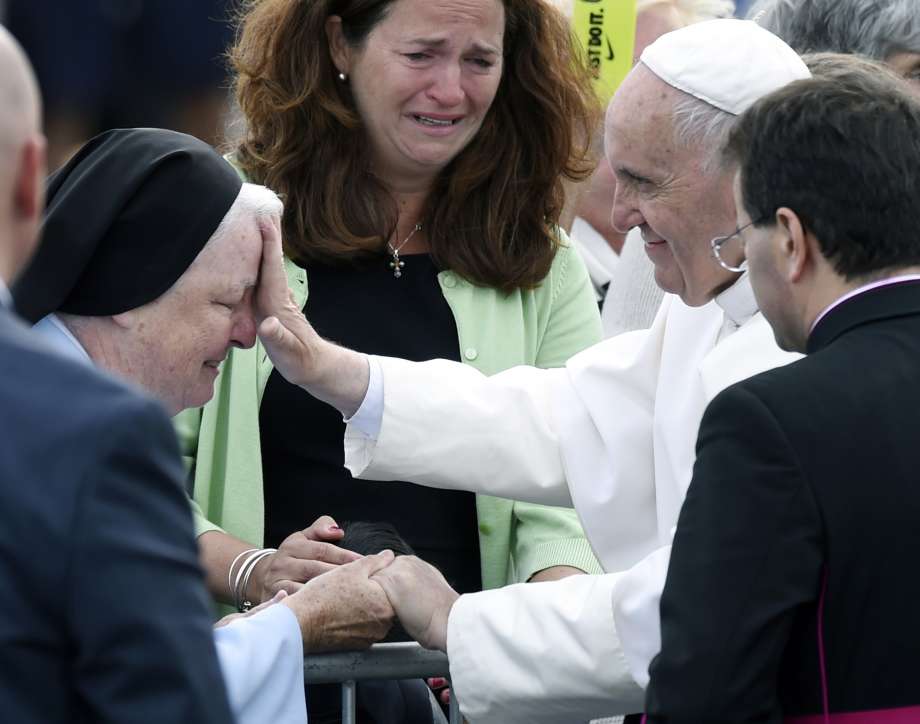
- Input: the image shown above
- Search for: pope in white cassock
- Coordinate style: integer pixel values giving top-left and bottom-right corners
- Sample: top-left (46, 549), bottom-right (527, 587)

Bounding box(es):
top-left (257, 19), bottom-right (810, 724)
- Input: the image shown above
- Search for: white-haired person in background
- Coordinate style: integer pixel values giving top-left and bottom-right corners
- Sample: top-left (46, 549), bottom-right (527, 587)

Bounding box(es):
top-left (749, 0), bottom-right (920, 91)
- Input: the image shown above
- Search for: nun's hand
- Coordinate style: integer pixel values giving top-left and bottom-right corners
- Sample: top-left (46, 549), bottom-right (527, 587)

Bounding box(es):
top-left (281, 550), bottom-right (397, 652)
top-left (255, 215), bottom-right (369, 416)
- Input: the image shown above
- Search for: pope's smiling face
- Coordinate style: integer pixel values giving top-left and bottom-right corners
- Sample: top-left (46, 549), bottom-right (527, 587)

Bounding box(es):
top-left (604, 65), bottom-right (741, 307)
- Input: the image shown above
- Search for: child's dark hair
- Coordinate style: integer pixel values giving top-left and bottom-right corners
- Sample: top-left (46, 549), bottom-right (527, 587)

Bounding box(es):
top-left (337, 521), bottom-right (415, 557)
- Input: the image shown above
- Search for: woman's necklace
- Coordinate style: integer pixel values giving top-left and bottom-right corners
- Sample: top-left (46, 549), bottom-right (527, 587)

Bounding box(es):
top-left (387, 223), bottom-right (422, 279)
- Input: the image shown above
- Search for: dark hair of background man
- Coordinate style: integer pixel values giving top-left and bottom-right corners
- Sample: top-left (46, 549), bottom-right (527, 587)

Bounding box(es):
top-left (724, 62), bottom-right (920, 280)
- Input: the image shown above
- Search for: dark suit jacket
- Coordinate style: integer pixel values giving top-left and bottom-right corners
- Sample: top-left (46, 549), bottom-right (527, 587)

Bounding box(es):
top-left (0, 307), bottom-right (233, 723)
top-left (645, 281), bottom-right (920, 723)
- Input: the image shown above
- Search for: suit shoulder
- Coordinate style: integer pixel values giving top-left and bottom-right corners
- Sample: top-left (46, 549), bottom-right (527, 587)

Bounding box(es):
top-left (716, 351), bottom-right (819, 408)
top-left (0, 325), bottom-right (176, 478)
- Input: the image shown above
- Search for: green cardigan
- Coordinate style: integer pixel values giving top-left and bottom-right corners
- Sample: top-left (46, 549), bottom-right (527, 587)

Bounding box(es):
top-left (176, 239), bottom-right (604, 590)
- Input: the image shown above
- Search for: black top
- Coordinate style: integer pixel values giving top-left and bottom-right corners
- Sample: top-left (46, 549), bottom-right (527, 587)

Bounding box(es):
top-left (646, 281), bottom-right (920, 722)
top-left (260, 255), bottom-right (482, 595)
top-left (0, 308), bottom-right (232, 723)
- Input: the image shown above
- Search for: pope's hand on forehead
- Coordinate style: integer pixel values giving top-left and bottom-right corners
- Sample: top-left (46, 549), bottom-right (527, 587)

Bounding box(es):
top-left (254, 214), bottom-right (319, 387)
top-left (255, 213), bottom-right (298, 319)
top-left (252, 213), bottom-right (371, 417)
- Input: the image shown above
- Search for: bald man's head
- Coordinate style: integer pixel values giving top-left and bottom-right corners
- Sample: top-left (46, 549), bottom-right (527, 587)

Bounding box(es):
top-left (0, 24), bottom-right (46, 285)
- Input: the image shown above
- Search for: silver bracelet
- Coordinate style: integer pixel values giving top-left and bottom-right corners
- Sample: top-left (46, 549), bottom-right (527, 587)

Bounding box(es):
top-left (235, 548), bottom-right (276, 612)
top-left (228, 548), bottom-right (259, 602)
top-left (231, 548), bottom-right (261, 610)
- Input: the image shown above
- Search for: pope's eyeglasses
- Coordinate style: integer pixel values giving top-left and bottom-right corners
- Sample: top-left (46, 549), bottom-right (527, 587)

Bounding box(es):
top-left (710, 218), bottom-right (762, 273)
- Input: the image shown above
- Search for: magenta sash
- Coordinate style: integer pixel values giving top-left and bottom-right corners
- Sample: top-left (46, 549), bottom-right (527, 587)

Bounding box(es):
top-left (644, 708), bottom-right (920, 724)
top-left (784, 706), bottom-right (920, 723)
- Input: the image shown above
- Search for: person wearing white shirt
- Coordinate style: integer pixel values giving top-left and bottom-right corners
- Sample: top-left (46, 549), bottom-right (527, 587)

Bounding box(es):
top-left (252, 19), bottom-right (812, 724)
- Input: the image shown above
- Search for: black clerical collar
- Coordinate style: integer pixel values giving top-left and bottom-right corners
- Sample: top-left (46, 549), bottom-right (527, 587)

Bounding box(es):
top-left (807, 277), bottom-right (920, 354)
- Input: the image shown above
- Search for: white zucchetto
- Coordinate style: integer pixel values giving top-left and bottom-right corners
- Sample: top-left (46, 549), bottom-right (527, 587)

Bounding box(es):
top-left (640, 18), bottom-right (810, 115)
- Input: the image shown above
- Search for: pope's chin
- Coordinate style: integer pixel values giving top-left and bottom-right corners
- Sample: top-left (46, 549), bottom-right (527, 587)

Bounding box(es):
top-left (649, 252), bottom-right (685, 300)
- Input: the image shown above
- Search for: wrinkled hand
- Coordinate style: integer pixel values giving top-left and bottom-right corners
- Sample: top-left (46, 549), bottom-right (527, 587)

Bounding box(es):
top-left (282, 550), bottom-right (396, 652)
top-left (254, 214), bottom-right (369, 417)
top-left (372, 556), bottom-right (459, 652)
top-left (259, 515), bottom-right (362, 601)
top-left (255, 214), bottom-right (325, 389)
top-left (214, 590), bottom-right (289, 629)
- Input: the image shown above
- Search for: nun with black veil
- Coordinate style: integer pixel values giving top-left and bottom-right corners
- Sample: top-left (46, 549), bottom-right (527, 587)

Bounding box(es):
top-left (12, 127), bottom-right (396, 724)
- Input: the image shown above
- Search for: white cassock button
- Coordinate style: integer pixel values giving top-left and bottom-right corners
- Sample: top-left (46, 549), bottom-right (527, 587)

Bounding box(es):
top-left (464, 348), bottom-right (478, 361)
top-left (441, 273), bottom-right (457, 288)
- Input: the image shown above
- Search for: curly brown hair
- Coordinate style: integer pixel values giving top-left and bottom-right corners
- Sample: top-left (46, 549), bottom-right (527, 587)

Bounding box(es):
top-left (230, 0), bottom-right (599, 291)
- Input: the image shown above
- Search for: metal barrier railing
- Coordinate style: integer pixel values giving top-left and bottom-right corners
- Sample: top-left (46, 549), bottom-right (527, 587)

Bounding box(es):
top-left (303, 642), bottom-right (462, 724)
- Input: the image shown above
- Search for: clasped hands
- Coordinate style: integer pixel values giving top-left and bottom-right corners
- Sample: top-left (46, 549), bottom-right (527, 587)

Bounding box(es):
top-left (276, 533), bottom-right (459, 654)
top-left (295, 552), bottom-right (459, 652)
top-left (222, 513), bottom-right (458, 656)
top-left (249, 521), bottom-right (459, 654)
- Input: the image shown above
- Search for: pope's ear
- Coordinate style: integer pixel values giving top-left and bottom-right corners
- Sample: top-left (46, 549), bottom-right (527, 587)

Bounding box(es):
top-left (110, 309), bottom-right (139, 330)
top-left (775, 207), bottom-right (809, 283)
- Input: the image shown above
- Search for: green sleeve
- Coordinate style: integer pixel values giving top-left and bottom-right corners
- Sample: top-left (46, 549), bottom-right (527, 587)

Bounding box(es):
top-left (173, 407), bottom-right (224, 538)
top-left (511, 236), bottom-right (605, 581)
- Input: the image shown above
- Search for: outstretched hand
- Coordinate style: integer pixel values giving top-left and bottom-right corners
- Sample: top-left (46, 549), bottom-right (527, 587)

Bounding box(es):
top-left (372, 556), bottom-right (459, 652)
top-left (254, 214), bottom-right (370, 417)
top-left (255, 214), bottom-right (323, 389)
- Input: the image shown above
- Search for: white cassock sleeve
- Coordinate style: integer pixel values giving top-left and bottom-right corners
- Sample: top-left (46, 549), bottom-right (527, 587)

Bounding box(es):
top-left (213, 604), bottom-right (307, 724)
top-left (341, 302), bottom-right (674, 721)
top-left (345, 358), bottom-right (573, 507)
top-left (447, 574), bottom-right (646, 723)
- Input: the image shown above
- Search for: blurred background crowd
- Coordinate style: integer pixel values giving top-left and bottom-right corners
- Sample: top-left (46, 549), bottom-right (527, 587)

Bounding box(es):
top-left (0, 0), bottom-right (236, 170)
top-left (0, 0), bottom-right (755, 173)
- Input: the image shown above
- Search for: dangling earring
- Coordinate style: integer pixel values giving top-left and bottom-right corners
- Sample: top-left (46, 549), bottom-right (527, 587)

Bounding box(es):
top-left (338, 72), bottom-right (347, 82)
